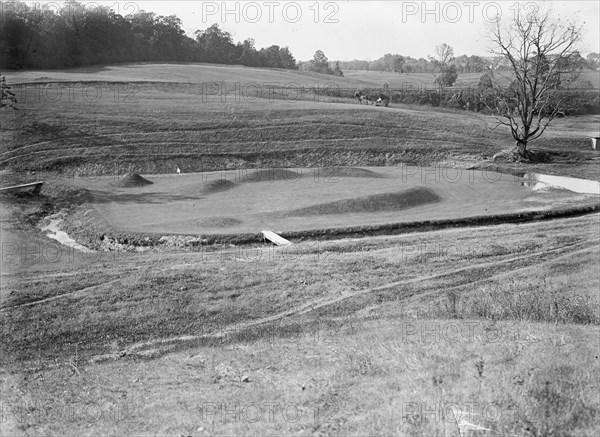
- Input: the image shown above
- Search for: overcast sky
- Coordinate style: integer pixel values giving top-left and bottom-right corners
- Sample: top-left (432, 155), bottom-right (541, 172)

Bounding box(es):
top-left (49, 1), bottom-right (600, 61)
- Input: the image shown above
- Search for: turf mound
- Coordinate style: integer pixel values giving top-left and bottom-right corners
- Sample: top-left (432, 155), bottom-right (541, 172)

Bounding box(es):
top-left (317, 167), bottom-right (385, 178)
top-left (198, 179), bottom-right (236, 194)
top-left (195, 217), bottom-right (243, 228)
top-left (179, 179), bottom-right (237, 196)
top-left (117, 173), bottom-right (153, 188)
top-left (286, 187), bottom-right (442, 216)
top-left (241, 169), bottom-right (302, 183)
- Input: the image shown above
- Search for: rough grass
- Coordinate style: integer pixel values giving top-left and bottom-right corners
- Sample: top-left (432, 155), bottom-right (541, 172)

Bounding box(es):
top-left (1, 212), bottom-right (599, 436)
top-left (2, 183), bottom-right (599, 437)
top-left (2, 78), bottom-right (598, 179)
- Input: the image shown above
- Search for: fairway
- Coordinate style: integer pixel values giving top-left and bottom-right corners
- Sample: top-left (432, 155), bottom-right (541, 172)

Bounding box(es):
top-left (2, 63), bottom-right (373, 88)
top-left (4, 64), bottom-right (599, 89)
top-left (75, 166), bottom-right (597, 236)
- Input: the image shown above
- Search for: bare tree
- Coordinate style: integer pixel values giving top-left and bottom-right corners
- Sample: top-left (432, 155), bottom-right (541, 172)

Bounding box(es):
top-left (487, 6), bottom-right (582, 158)
top-left (434, 43), bottom-right (454, 65)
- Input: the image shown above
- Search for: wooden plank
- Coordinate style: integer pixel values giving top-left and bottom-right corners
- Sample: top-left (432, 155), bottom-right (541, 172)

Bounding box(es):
top-left (0, 181), bottom-right (44, 193)
top-left (262, 230), bottom-right (291, 246)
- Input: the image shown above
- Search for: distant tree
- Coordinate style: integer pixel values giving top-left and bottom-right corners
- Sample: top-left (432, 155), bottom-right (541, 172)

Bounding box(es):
top-left (429, 43), bottom-right (458, 89)
top-left (309, 50), bottom-right (334, 75)
top-left (487, 6), bottom-right (583, 158)
top-left (195, 24), bottom-right (236, 63)
top-left (467, 55), bottom-right (488, 73)
top-left (238, 38), bottom-right (260, 67)
top-left (586, 52), bottom-right (599, 70)
top-left (278, 46), bottom-right (298, 69)
top-left (477, 71), bottom-right (495, 110)
top-left (437, 65), bottom-right (458, 88)
top-left (393, 56), bottom-right (405, 74)
top-left (259, 45), bottom-right (282, 67)
top-left (332, 61), bottom-right (344, 77)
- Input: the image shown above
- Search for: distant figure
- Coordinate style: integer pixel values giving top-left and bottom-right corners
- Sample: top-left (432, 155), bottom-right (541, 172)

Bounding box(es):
top-left (354, 89), bottom-right (364, 104)
top-left (176, 166), bottom-right (181, 174)
top-left (355, 89), bottom-right (373, 105)
top-left (375, 97), bottom-right (382, 106)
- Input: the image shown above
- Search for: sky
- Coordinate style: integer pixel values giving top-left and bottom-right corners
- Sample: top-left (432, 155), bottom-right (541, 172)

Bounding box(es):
top-left (40, 1), bottom-right (600, 61)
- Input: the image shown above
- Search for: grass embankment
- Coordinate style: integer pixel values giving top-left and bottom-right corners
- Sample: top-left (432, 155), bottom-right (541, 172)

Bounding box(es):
top-left (2, 75), bottom-right (598, 179)
top-left (1, 206), bottom-right (599, 435)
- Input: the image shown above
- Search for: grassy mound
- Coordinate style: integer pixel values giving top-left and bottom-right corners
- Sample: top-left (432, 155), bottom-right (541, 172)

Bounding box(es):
top-left (198, 179), bottom-right (236, 194)
top-left (180, 179), bottom-right (237, 196)
top-left (241, 169), bottom-right (302, 183)
top-left (195, 217), bottom-right (243, 228)
top-left (286, 187), bottom-right (442, 216)
top-left (116, 173), bottom-right (153, 188)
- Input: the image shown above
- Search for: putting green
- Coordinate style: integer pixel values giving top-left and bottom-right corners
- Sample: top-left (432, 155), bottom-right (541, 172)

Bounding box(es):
top-left (75, 166), bottom-right (597, 235)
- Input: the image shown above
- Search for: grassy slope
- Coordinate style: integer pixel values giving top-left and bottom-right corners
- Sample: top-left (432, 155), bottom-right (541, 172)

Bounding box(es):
top-left (4, 64), bottom-right (599, 89)
top-left (2, 63), bottom-right (372, 88)
top-left (1, 66), bottom-right (599, 179)
top-left (1, 207), bottom-right (599, 436)
top-left (0, 87), bottom-right (504, 172)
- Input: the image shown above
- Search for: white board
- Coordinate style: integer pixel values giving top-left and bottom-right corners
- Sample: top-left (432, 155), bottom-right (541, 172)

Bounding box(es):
top-left (0, 181), bottom-right (44, 193)
top-left (262, 230), bottom-right (291, 246)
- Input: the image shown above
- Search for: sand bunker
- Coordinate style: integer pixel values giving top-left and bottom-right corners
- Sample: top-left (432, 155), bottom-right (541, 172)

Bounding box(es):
top-left (286, 187), bottom-right (442, 216)
top-left (117, 173), bottom-right (153, 188)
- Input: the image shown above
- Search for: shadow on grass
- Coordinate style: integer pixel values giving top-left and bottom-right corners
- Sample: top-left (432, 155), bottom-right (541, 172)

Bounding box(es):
top-left (285, 187), bottom-right (442, 217)
top-left (87, 190), bottom-right (202, 204)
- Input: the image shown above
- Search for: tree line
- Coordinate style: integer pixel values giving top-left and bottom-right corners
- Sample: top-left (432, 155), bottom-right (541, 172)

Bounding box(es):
top-left (338, 51), bottom-right (599, 74)
top-left (0, 1), bottom-right (299, 70)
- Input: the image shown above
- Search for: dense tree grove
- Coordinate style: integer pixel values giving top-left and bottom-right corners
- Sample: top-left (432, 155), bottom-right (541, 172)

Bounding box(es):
top-left (0, 1), bottom-right (298, 70)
